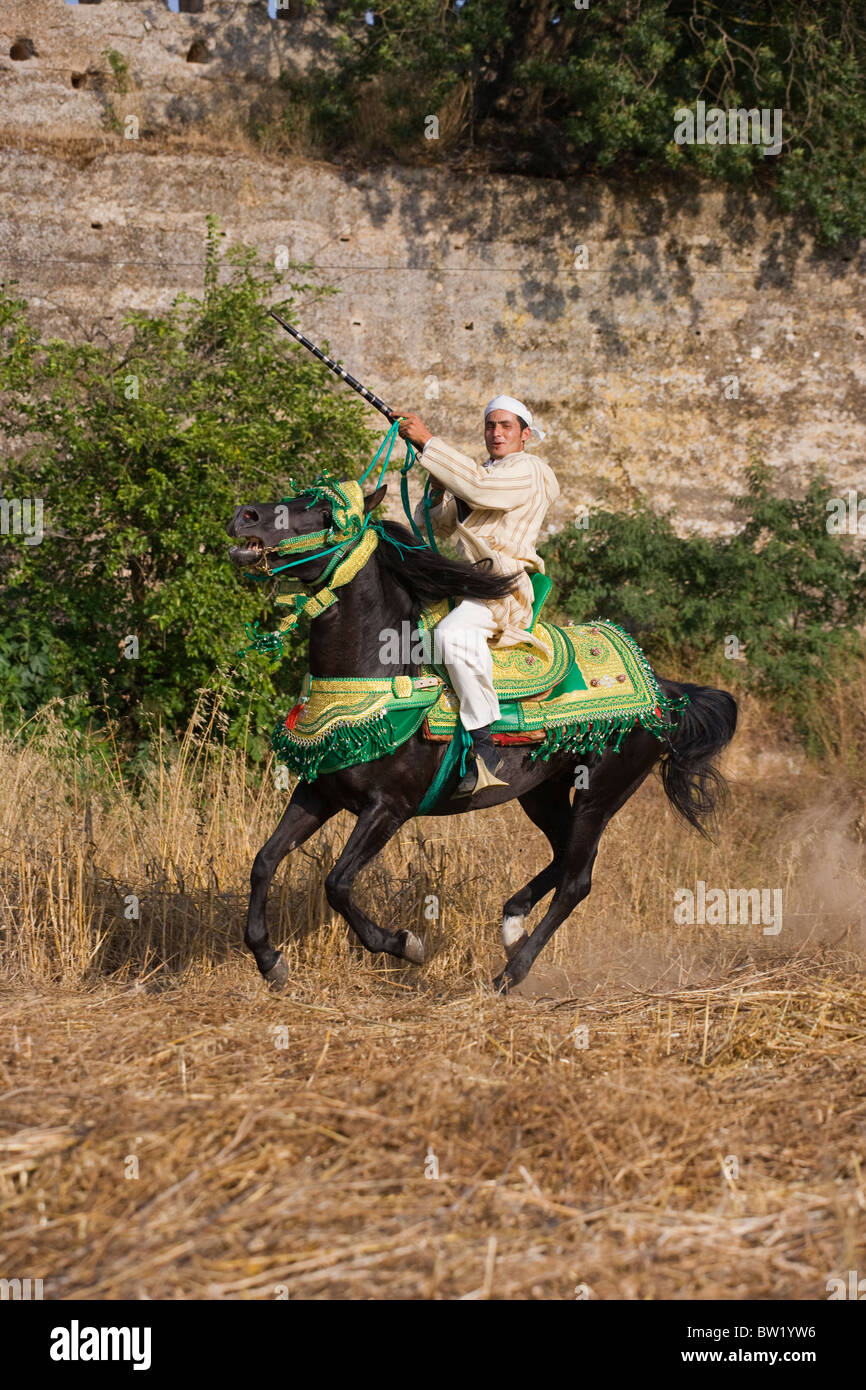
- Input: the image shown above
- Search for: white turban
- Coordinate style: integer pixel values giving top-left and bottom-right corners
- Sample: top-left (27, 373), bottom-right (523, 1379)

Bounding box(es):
top-left (484, 395), bottom-right (545, 442)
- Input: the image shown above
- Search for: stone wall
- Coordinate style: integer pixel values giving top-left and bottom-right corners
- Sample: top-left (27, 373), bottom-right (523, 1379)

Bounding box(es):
top-left (1, 2), bottom-right (864, 534)
top-left (0, 0), bottom-right (337, 137)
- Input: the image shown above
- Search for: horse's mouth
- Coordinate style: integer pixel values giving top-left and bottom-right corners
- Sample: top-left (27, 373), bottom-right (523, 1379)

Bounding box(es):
top-left (228, 535), bottom-right (267, 566)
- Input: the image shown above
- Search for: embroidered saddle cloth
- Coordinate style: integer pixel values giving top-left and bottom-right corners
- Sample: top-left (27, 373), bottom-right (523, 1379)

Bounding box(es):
top-left (416, 597), bottom-right (573, 702)
top-left (271, 612), bottom-right (682, 783)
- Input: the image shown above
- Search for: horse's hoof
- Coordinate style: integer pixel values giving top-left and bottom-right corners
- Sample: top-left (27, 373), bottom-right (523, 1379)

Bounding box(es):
top-left (264, 954), bottom-right (289, 991)
top-left (491, 969), bottom-right (513, 996)
top-left (501, 914), bottom-right (528, 960)
top-left (402, 931), bottom-right (425, 965)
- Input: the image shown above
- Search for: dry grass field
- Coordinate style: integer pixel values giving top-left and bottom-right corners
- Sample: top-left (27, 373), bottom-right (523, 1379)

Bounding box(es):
top-left (1, 688), bottom-right (865, 1301)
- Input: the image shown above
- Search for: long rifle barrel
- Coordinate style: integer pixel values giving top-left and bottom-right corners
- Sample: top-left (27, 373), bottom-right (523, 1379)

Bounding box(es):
top-left (267, 309), bottom-right (396, 421)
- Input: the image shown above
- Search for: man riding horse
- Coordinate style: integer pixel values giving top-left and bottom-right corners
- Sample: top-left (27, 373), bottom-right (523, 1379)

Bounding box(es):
top-left (396, 395), bottom-right (561, 797)
top-left (228, 326), bottom-right (736, 994)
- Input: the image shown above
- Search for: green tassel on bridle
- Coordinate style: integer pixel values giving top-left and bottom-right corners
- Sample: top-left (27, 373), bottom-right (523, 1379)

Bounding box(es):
top-left (237, 421), bottom-right (440, 665)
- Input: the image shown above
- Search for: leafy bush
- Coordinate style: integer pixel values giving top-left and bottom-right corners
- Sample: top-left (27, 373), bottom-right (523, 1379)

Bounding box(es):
top-left (0, 220), bottom-right (377, 759)
top-left (540, 461), bottom-right (866, 750)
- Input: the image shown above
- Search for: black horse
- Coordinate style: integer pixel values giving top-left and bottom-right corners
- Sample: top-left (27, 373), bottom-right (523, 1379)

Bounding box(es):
top-left (227, 485), bottom-right (737, 993)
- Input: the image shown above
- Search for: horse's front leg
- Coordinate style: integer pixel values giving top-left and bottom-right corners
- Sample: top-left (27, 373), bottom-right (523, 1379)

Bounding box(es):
top-left (246, 782), bottom-right (336, 987)
top-left (324, 797), bottom-right (424, 964)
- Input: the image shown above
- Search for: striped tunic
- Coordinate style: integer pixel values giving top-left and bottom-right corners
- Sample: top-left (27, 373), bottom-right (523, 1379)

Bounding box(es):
top-left (413, 436), bottom-right (560, 651)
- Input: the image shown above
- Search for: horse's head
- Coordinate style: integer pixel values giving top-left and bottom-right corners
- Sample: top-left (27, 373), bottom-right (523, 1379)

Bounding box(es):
top-left (227, 482), bottom-right (387, 581)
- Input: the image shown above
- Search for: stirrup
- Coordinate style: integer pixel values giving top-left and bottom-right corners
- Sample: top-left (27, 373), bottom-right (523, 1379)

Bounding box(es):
top-left (451, 752), bottom-right (509, 798)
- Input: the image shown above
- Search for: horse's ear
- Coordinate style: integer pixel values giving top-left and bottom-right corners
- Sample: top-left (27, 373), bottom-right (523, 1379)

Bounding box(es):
top-left (363, 484), bottom-right (387, 515)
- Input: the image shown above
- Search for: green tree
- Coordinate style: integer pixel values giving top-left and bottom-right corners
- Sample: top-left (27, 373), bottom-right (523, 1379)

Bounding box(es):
top-left (0, 220), bottom-right (377, 758)
top-left (271, 0), bottom-right (866, 243)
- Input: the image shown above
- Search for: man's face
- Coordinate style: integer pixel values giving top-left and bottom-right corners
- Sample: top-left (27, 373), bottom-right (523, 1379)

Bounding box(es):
top-left (484, 410), bottom-right (530, 459)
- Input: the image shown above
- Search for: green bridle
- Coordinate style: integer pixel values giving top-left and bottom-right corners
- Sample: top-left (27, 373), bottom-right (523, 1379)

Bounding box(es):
top-left (237, 421), bottom-right (440, 664)
top-left (237, 475), bottom-right (376, 662)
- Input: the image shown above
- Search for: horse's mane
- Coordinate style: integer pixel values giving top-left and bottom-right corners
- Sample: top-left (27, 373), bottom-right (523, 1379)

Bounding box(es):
top-left (375, 519), bottom-right (519, 607)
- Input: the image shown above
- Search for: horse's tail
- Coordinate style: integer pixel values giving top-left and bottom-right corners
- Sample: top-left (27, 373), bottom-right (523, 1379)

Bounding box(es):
top-left (657, 681), bottom-right (738, 838)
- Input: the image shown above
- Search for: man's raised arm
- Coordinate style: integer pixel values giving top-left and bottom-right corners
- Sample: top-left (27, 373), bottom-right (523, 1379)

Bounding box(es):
top-left (396, 413), bottom-right (537, 510)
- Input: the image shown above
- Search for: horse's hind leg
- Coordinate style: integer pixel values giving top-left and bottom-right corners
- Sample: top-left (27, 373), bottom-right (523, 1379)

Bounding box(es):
top-left (494, 737), bottom-right (661, 992)
top-left (324, 799), bottom-right (424, 964)
top-left (246, 782), bottom-right (336, 987)
top-left (494, 809), bottom-right (605, 993)
top-left (501, 772), bottom-right (574, 959)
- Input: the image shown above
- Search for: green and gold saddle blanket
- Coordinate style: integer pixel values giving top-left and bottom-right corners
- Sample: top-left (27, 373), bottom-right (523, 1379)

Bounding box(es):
top-left (416, 597), bottom-right (573, 702)
top-left (272, 613), bottom-right (686, 784)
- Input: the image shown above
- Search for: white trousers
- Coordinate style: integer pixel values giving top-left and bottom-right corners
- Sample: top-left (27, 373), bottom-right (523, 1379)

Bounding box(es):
top-left (433, 599), bottom-right (500, 731)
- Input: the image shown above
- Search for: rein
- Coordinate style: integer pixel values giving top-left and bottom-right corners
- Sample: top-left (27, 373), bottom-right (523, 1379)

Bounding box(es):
top-left (237, 421), bottom-right (440, 663)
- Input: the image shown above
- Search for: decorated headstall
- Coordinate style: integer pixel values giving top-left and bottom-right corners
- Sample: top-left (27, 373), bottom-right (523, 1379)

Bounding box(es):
top-left (235, 418), bottom-right (436, 665)
top-left (237, 472), bottom-right (378, 663)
